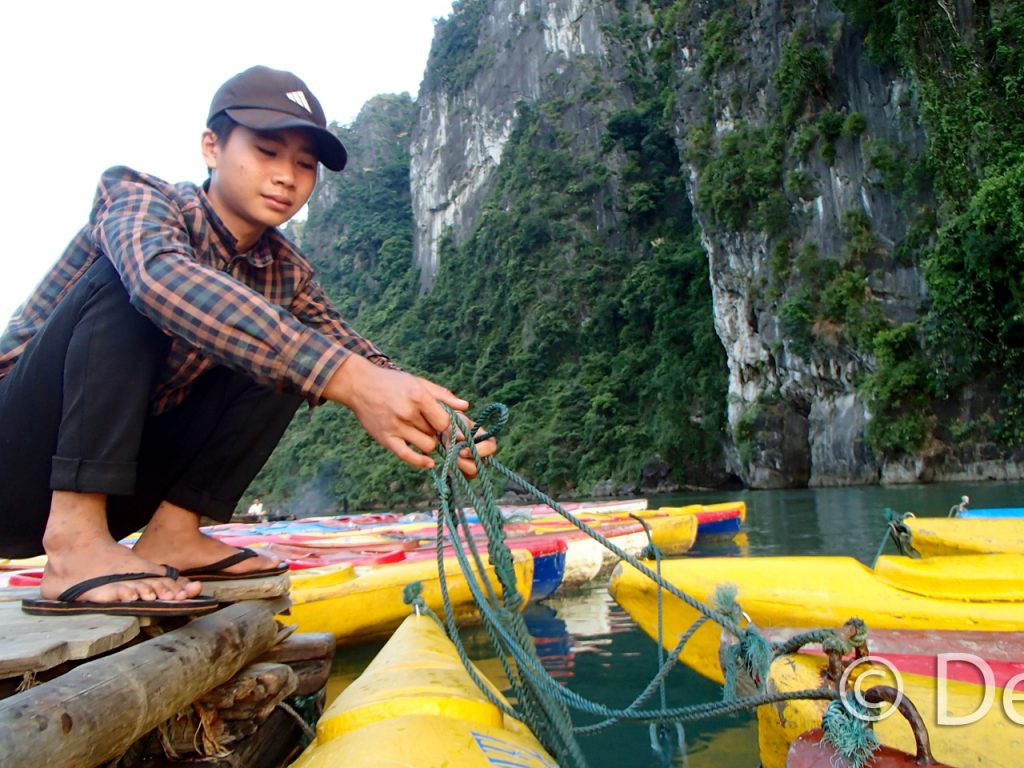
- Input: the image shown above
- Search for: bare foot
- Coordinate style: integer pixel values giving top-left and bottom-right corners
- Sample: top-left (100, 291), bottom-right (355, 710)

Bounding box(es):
top-left (41, 539), bottom-right (202, 602)
top-left (41, 491), bottom-right (202, 603)
top-left (133, 502), bottom-right (283, 576)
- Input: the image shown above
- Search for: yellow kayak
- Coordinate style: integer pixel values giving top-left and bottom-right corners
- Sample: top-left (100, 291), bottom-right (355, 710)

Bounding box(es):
top-left (560, 508), bottom-right (698, 556)
top-left (761, 644), bottom-right (1024, 768)
top-left (608, 554), bottom-right (1024, 685)
top-left (634, 510), bottom-right (698, 555)
top-left (281, 550), bottom-right (534, 645)
top-left (904, 516), bottom-right (1024, 557)
top-left (535, 500), bottom-right (744, 543)
top-left (290, 613), bottom-right (558, 768)
top-left (647, 501), bottom-right (747, 539)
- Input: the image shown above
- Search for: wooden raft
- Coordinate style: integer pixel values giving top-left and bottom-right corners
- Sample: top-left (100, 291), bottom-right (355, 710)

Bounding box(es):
top-left (0, 575), bottom-right (297, 768)
top-left (0, 575), bottom-right (289, 681)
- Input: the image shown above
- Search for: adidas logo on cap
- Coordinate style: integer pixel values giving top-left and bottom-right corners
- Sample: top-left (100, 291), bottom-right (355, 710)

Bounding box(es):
top-left (285, 90), bottom-right (312, 113)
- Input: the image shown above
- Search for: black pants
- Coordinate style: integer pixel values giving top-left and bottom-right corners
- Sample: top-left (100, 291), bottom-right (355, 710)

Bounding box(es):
top-left (0, 258), bottom-right (302, 557)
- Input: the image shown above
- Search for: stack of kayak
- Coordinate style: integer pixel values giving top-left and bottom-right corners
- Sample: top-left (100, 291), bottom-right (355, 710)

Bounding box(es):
top-left (609, 552), bottom-right (1024, 767)
top-left (263, 499), bottom-right (743, 644)
top-left (196, 499), bottom-right (744, 599)
top-left (2, 499), bottom-right (747, 647)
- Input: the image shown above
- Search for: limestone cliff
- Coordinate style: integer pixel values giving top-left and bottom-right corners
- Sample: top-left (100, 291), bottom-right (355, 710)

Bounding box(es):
top-left (282, 0), bottom-right (1024, 499)
top-left (665, 2), bottom-right (928, 487)
top-left (411, 0), bottom-right (626, 288)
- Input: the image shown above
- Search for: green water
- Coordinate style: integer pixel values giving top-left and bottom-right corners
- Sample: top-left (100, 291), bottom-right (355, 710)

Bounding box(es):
top-left (325, 479), bottom-right (1024, 767)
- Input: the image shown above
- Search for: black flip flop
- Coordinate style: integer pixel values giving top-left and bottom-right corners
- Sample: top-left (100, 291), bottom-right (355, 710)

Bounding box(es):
top-left (21, 570), bottom-right (220, 617)
top-left (178, 547), bottom-right (288, 581)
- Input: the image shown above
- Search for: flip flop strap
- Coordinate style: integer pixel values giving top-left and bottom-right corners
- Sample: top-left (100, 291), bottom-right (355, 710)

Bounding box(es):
top-left (58, 571), bottom-right (167, 602)
top-left (180, 547), bottom-right (257, 576)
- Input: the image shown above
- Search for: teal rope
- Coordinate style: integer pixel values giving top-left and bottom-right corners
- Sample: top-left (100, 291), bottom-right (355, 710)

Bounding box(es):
top-left (821, 700), bottom-right (881, 768)
top-left (432, 412), bottom-right (585, 765)
top-left (484, 457), bottom-right (748, 637)
top-left (425, 403), bottom-right (852, 765)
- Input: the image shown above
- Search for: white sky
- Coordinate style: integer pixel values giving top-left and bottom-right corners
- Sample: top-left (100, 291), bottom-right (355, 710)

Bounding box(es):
top-left (0, 0), bottom-right (454, 323)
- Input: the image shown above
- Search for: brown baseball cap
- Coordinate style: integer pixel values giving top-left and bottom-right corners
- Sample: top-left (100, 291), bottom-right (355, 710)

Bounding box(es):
top-left (207, 65), bottom-right (347, 171)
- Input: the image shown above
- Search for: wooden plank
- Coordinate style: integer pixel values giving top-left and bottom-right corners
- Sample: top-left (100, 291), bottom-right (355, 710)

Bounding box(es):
top-left (0, 579), bottom-right (289, 679)
top-left (0, 587), bottom-right (42, 603)
top-left (258, 632), bottom-right (336, 664)
top-left (0, 600), bottom-right (281, 768)
top-left (200, 573), bottom-right (290, 601)
top-left (0, 602), bottom-right (140, 679)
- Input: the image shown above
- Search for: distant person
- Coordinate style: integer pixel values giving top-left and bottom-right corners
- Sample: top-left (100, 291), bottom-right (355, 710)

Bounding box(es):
top-left (0, 65), bottom-right (494, 616)
top-left (247, 498), bottom-right (265, 519)
top-left (948, 495), bottom-right (970, 517)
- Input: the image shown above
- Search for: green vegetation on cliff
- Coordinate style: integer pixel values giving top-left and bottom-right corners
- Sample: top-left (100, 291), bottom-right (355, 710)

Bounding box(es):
top-left (661, 0), bottom-right (1024, 459)
top-left (399, 98), bottom-right (727, 495)
top-left (838, 1), bottom-right (1024, 448)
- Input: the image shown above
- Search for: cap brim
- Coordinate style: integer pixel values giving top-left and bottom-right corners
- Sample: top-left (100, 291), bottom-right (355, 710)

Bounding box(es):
top-left (224, 107), bottom-right (347, 171)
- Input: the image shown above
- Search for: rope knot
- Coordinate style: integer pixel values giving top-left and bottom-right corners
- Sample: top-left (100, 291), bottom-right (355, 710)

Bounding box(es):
top-left (821, 699), bottom-right (880, 768)
top-left (822, 630), bottom-right (854, 656)
top-left (402, 580), bottom-right (426, 613)
top-left (638, 543), bottom-right (662, 560)
top-left (844, 618), bottom-right (869, 652)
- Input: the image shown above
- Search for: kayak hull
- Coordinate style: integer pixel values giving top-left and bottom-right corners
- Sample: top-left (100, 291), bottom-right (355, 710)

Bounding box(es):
top-left (291, 613), bottom-right (557, 768)
top-left (283, 551), bottom-right (534, 645)
top-left (608, 555), bottom-right (1024, 686)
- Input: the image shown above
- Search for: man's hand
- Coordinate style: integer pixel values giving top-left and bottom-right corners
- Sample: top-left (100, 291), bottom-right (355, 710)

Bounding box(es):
top-left (447, 424), bottom-right (498, 479)
top-left (324, 354), bottom-right (494, 476)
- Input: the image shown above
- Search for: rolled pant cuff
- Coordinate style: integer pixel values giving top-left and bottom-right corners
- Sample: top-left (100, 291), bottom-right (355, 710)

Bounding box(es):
top-left (165, 485), bottom-right (237, 524)
top-left (50, 456), bottom-right (138, 495)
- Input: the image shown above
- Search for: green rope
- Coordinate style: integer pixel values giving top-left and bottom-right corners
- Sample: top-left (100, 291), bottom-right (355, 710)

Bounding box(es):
top-left (431, 414), bottom-right (585, 766)
top-left (821, 699), bottom-right (881, 768)
top-left (424, 402), bottom-right (858, 766)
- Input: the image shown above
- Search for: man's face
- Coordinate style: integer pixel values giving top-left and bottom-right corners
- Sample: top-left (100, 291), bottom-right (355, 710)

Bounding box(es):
top-left (204, 125), bottom-right (319, 245)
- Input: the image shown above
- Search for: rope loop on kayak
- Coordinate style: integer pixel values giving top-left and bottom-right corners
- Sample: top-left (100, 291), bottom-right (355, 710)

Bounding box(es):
top-left (401, 580), bottom-right (426, 613)
top-left (427, 402), bottom-right (855, 767)
top-left (874, 508), bottom-right (920, 564)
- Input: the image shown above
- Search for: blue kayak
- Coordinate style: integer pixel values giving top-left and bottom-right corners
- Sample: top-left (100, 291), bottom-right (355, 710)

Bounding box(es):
top-left (957, 507), bottom-right (1024, 519)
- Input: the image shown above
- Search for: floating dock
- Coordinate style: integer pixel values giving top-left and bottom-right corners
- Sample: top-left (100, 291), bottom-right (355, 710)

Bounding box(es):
top-left (0, 576), bottom-right (333, 768)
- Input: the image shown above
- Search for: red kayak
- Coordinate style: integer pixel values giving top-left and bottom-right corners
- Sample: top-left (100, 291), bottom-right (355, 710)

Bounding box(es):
top-left (787, 728), bottom-right (954, 767)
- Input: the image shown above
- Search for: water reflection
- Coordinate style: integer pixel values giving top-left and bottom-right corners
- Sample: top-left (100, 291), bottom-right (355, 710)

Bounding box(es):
top-left (524, 589), bottom-right (635, 680)
top-left (521, 586), bottom-right (760, 767)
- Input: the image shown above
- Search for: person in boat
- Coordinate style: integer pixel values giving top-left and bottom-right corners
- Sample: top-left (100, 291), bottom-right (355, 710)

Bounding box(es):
top-left (0, 65), bottom-right (494, 615)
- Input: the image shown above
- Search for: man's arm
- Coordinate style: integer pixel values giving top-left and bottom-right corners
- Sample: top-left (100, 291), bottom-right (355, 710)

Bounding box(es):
top-left (93, 172), bottom-right (349, 400)
top-left (294, 281), bottom-right (494, 475)
top-left (288, 277), bottom-right (398, 370)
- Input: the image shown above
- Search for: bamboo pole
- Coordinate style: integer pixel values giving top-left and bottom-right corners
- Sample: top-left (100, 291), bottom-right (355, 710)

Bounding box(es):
top-left (0, 600), bottom-right (283, 768)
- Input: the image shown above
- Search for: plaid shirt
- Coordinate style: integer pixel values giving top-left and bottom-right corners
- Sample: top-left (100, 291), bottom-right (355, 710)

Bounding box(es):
top-left (0, 166), bottom-right (394, 414)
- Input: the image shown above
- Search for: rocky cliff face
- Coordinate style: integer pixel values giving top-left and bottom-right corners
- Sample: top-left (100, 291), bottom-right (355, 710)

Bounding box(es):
top-left (666, 2), bottom-right (928, 487)
top-left (411, 0), bottom-right (625, 288)
top-left (405, 0), bottom-right (1024, 489)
